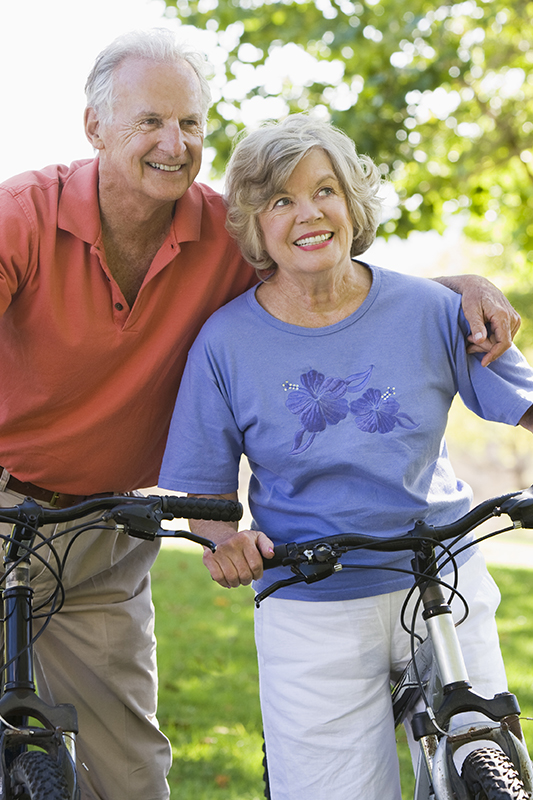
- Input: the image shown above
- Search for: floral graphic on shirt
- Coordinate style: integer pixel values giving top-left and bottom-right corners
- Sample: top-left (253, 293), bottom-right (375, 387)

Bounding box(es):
top-left (284, 369), bottom-right (418, 454)
top-left (284, 367), bottom-right (374, 454)
top-left (349, 388), bottom-right (418, 434)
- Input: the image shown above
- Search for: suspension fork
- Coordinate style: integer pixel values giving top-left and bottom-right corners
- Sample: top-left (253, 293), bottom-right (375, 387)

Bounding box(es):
top-left (410, 535), bottom-right (524, 755)
top-left (406, 533), bottom-right (532, 799)
top-left (2, 521), bottom-right (36, 694)
top-left (413, 539), bottom-right (470, 691)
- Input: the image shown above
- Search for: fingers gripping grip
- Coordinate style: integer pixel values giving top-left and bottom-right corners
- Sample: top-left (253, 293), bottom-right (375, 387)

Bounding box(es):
top-left (161, 496), bottom-right (243, 523)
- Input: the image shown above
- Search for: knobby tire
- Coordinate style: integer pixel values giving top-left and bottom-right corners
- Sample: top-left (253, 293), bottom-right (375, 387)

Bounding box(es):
top-left (9, 751), bottom-right (70, 800)
top-left (461, 747), bottom-right (529, 800)
top-left (262, 732), bottom-right (271, 800)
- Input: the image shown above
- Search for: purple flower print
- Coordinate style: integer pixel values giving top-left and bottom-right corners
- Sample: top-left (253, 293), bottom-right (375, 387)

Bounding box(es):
top-left (286, 367), bottom-right (373, 454)
top-left (349, 388), bottom-right (418, 434)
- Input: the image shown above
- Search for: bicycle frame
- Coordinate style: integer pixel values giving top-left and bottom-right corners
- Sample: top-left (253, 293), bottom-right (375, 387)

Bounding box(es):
top-left (400, 538), bottom-right (533, 799)
top-left (0, 493), bottom-right (241, 800)
top-left (0, 517), bottom-right (79, 799)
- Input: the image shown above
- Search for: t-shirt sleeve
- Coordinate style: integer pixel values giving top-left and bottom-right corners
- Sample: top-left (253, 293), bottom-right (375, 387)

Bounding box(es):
top-left (158, 343), bottom-right (244, 495)
top-left (454, 311), bottom-right (533, 425)
top-left (0, 188), bottom-right (34, 316)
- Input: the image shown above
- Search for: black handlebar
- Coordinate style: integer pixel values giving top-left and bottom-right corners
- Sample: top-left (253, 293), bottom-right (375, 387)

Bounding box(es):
top-left (253, 485), bottom-right (533, 605)
top-left (262, 486), bottom-right (532, 570)
top-left (0, 494), bottom-right (243, 562)
top-left (0, 494), bottom-right (243, 527)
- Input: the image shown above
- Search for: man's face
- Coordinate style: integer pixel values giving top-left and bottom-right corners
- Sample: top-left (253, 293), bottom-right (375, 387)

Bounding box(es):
top-left (89, 57), bottom-right (205, 211)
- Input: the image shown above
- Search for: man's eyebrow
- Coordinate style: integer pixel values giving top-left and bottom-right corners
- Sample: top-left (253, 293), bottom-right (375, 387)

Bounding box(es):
top-left (133, 110), bottom-right (203, 122)
top-left (134, 110), bottom-right (161, 119)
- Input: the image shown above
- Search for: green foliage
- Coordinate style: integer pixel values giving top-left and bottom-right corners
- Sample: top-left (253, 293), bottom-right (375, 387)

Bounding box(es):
top-left (152, 547), bottom-right (533, 799)
top-left (163, 0), bottom-right (533, 278)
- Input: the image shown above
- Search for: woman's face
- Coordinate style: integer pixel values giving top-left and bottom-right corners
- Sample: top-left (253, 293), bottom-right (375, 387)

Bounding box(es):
top-left (258, 148), bottom-right (354, 281)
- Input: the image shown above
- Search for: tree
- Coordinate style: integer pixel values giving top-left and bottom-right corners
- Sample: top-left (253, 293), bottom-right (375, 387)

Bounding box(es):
top-left (163, 0), bottom-right (533, 286)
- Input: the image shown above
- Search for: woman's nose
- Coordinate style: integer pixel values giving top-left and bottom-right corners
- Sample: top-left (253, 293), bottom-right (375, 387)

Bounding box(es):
top-left (296, 199), bottom-right (323, 224)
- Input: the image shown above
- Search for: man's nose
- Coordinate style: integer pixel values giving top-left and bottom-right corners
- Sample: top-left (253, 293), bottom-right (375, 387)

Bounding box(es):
top-left (159, 123), bottom-right (187, 156)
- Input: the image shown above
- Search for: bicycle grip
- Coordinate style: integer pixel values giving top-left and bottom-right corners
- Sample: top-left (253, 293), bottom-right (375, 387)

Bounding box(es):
top-left (263, 543), bottom-right (290, 569)
top-left (160, 495), bottom-right (243, 522)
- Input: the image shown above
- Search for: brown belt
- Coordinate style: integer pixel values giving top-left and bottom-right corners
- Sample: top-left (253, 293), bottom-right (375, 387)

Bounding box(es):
top-left (2, 471), bottom-right (114, 509)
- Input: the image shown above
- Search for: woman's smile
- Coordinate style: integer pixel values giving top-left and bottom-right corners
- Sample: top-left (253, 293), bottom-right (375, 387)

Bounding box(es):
top-left (294, 231), bottom-right (334, 249)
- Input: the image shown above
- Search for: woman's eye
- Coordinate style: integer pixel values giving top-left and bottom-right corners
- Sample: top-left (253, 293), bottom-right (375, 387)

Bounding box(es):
top-left (273, 197), bottom-right (291, 208)
top-left (318, 187), bottom-right (334, 197)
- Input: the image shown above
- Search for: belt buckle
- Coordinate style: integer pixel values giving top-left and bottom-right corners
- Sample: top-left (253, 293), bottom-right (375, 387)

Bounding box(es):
top-left (49, 492), bottom-right (60, 507)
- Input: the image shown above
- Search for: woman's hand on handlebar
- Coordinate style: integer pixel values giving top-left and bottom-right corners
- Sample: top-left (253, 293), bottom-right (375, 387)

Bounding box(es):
top-left (203, 528), bottom-right (274, 588)
top-left (187, 492), bottom-right (275, 588)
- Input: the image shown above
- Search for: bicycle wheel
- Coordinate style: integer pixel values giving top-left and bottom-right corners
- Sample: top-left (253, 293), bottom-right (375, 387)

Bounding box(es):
top-left (461, 747), bottom-right (529, 799)
top-left (8, 751), bottom-right (70, 800)
top-left (262, 732), bottom-right (271, 800)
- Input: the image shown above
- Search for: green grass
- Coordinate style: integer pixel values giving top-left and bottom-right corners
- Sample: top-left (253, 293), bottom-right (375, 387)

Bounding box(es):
top-left (152, 549), bottom-right (533, 799)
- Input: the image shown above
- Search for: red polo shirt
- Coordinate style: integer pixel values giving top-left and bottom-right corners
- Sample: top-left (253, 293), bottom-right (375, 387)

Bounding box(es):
top-left (0, 158), bottom-right (255, 494)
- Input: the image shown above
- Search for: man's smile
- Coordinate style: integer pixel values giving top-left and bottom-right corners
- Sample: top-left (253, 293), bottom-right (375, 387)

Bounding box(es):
top-left (147, 162), bottom-right (183, 172)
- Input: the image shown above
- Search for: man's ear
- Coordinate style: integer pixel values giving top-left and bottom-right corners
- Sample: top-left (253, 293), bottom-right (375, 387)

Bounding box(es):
top-left (84, 107), bottom-right (105, 151)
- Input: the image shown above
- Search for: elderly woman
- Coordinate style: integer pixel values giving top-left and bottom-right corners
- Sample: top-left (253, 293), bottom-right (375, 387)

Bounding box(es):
top-left (158, 115), bottom-right (533, 799)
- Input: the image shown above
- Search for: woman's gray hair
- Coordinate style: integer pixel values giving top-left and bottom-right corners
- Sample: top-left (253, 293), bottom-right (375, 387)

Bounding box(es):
top-left (224, 115), bottom-right (383, 273)
top-left (85, 29), bottom-right (212, 124)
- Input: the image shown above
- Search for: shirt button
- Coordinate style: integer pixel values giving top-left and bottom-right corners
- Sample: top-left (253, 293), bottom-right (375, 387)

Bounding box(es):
top-left (115, 303), bottom-right (124, 311)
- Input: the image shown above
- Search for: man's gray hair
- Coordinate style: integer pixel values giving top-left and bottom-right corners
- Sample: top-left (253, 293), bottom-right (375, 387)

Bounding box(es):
top-left (85, 28), bottom-right (212, 123)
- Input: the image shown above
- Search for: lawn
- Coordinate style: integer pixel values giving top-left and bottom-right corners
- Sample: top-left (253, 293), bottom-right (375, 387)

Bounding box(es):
top-left (151, 547), bottom-right (533, 799)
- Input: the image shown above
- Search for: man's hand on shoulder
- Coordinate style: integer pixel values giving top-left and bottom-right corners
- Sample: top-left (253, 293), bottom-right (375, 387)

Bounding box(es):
top-left (434, 274), bottom-right (521, 367)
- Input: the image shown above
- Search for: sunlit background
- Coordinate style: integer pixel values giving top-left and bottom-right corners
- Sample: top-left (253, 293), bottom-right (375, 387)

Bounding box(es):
top-left (0, 0), bottom-right (467, 270)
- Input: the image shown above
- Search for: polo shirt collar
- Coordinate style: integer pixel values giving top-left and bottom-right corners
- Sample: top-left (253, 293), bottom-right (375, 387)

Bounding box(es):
top-left (58, 159), bottom-right (101, 244)
top-left (58, 157), bottom-right (204, 246)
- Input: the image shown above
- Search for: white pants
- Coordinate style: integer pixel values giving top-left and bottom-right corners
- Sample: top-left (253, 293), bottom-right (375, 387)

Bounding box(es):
top-left (255, 550), bottom-right (506, 800)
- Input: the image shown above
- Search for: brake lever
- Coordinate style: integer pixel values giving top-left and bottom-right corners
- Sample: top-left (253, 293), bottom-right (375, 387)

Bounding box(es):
top-left (103, 504), bottom-right (218, 551)
top-left (158, 529), bottom-right (217, 552)
top-left (500, 485), bottom-right (533, 528)
top-left (255, 575), bottom-right (308, 606)
top-left (103, 502), bottom-right (162, 539)
top-left (255, 560), bottom-right (341, 606)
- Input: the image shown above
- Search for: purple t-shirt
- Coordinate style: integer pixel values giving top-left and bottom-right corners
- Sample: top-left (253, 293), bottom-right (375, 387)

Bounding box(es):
top-left (159, 264), bottom-right (533, 600)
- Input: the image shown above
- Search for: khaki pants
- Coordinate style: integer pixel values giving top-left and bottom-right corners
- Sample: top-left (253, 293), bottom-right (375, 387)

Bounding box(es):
top-left (0, 486), bottom-right (171, 800)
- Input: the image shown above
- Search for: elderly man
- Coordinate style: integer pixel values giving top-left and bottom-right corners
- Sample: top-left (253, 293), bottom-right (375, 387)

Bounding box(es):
top-left (0, 28), bottom-right (520, 800)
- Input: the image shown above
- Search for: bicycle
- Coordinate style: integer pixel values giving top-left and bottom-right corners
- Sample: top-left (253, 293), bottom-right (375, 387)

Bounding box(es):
top-left (0, 492), bottom-right (242, 800)
top-left (257, 485), bottom-right (533, 799)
